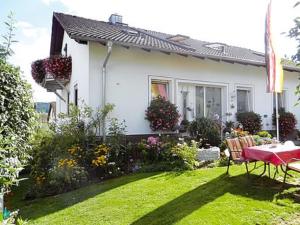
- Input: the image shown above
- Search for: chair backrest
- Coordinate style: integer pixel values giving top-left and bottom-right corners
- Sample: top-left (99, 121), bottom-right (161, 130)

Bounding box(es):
top-left (239, 136), bottom-right (249, 149)
top-left (245, 135), bottom-right (256, 147)
top-left (226, 138), bottom-right (243, 160)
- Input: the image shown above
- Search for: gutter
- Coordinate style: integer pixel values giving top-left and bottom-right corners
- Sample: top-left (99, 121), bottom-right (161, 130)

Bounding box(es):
top-left (102, 41), bottom-right (113, 142)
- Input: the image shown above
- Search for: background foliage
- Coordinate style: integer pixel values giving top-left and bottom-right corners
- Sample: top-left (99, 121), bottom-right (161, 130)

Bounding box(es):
top-left (189, 117), bottom-right (221, 147)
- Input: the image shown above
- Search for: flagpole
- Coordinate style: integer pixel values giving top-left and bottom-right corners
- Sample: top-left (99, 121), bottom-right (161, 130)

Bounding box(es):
top-left (275, 92), bottom-right (280, 141)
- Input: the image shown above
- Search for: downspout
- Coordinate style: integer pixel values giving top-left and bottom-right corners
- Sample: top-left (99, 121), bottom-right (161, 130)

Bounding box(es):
top-left (102, 41), bottom-right (113, 142)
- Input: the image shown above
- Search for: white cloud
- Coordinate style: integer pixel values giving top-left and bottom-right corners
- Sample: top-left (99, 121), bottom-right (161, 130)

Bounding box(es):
top-left (9, 21), bottom-right (56, 102)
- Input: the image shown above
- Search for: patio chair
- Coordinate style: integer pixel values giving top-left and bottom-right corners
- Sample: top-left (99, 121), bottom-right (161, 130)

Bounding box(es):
top-left (225, 138), bottom-right (256, 175)
top-left (283, 162), bottom-right (300, 184)
top-left (282, 141), bottom-right (300, 184)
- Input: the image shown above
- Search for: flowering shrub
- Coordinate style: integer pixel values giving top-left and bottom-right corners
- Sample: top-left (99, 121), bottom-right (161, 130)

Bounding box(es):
top-left (92, 144), bottom-right (110, 167)
top-left (145, 96), bottom-right (180, 131)
top-left (171, 140), bottom-right (198, 170)
top-left (236, 112), bottom-right (262, 134)
top-left (146, 136), bottom-right (161, 150)
top-left (31, 59), bottom-right (45, 83)
top-left (31, 56), bottom-right (72, 83)
top-left (273, 108), bottom-right (297, 139)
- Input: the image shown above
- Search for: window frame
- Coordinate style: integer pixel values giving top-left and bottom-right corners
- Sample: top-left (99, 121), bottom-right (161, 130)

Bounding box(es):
top-left (235, 86), bottom-right (254, 113)
top-left (148, 76), bottom-right (174, 104)
top-left (176, 79), bottom-right (228, 121)
top-left (195, 85), bottom-right (223, 119)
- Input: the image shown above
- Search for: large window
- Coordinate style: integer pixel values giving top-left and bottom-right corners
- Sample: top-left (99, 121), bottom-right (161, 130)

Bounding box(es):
top-left (195, 86), bottom-right (222, 119)
top-left (273, 90), bottom-right (286, 111)
top-left (151, 80), bottom-right (169, 100)
top-left (237, 88), bottom-right (252, 113)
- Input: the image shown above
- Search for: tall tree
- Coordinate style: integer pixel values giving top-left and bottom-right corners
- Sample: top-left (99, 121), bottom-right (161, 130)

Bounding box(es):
top-left (0, 12), bottom-right (35, 192)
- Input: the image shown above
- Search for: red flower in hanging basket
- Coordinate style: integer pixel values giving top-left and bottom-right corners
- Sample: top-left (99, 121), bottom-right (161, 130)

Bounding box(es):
top-left (31, 56), bottom-right (72, 85)
top-left (44, 56), bottom-right (72, 80)
top-left (31, 59), bottom-right (46, 84)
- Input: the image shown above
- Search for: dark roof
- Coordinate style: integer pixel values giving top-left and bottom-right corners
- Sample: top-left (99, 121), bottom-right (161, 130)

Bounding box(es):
top-left (50, 12), bottom-right (300, 72)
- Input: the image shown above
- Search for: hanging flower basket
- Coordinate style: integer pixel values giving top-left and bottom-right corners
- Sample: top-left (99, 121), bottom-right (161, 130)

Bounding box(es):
top-left (31, 56), bottom-right (72, 84)
top-left (31, 59), bottom-right (46, 84)
top-left (44, 56), bottom-right (72, 80)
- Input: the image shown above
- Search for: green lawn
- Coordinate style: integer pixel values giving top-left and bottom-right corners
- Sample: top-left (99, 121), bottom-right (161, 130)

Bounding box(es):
top-left (11, 164), bottom-right (300, 225)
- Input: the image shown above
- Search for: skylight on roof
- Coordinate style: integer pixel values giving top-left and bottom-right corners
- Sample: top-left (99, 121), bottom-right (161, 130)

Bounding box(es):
top-left (122, 28), bottom-right (139, 36)
top-left (167, 34), bottom-right (189, 42)
top-left (204, 43), bottom-right (226, 52)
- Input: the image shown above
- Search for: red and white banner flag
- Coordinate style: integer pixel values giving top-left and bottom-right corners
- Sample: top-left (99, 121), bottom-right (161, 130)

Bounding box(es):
top-left (265, 0), bottom-right (284, 93)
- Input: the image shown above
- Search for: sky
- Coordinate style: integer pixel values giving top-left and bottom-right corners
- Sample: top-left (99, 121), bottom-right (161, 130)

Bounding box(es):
top-left (1, 0), bottom-right (299, 102)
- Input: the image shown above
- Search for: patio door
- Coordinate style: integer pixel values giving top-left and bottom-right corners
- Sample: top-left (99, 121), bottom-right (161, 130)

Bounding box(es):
top-left (195, 86), bottom-right (222, 119)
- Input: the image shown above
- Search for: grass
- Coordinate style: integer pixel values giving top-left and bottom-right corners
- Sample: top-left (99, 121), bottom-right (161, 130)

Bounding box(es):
top-left (10, 164), bottom-right (300, 225)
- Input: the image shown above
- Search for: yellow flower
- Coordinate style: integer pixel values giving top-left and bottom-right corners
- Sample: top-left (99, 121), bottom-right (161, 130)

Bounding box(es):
top-left (58, 158), bottom-right (77, 168)
top-left (67, 145), bottom-right (82, 155)
top-left (36, 175), bottom-right (46, 185)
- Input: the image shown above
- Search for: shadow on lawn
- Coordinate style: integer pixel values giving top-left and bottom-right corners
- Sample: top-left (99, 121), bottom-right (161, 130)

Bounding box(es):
top-left (131, 173), bottom-right (294, 225)
top-left (14, 172), bottom-right (159, 220)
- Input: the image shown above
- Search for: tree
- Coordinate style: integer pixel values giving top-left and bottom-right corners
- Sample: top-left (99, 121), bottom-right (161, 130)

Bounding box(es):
top-left (0, 13), bottom-right (35, 193)
top-left (288, 2), bottom-right (300, 104)
top-left (0, 12), bottom-right (17, 60)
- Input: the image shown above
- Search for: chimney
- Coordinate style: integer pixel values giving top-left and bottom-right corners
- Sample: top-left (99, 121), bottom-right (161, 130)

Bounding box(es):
top-left (109, 14), bottom-right (122, 24)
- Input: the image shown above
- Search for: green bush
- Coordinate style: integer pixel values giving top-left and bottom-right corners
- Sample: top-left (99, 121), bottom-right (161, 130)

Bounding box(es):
top-left (170, 141), bottom-right (198, 170)
top-left (46, 165), bottom-right (88, 195)
top-left (236, 112), bottom-right (262, 134)
top-left (0, 59), bottom-right (35, 192)
top-left (256, 130), bottom-right (272, 139)
top-left (272, 108), bottom-right (297, 139)
top-left (107, 118), bottom-right (129, 172)
top-left (189, 118), bottom-right (221, 147)
top-left (145, 96), bottom-right (180, 131)
top-left (252, 135), bottom-right (272, 145)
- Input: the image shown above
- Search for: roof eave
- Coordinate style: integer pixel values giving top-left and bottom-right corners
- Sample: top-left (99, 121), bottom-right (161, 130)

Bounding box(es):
top-left (50, 13), bottom-right (65, 56)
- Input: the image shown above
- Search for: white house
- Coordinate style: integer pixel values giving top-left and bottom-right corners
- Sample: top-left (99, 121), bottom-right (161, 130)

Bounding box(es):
top-left (42, 12), bottom-right (300, 135)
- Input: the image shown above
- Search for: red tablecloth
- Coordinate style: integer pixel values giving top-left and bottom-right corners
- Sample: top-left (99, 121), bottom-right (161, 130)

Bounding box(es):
top-left (242, 144), bottom-right (300, 166)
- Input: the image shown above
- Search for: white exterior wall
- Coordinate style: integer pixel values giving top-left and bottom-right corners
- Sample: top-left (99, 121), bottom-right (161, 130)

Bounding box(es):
top-left (59, 38), bottom-right (300, 135)
top-left (56, 32), bottom-right (89, 114)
